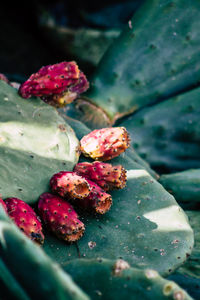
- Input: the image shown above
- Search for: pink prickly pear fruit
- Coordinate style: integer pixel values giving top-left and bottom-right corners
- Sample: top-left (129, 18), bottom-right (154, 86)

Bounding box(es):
top-left (80, 127), bottom-right (130, 161)
top-left (38, 193), bottom-right (85, 242)
top-left (74, 161), bottom-right (127, 191)
top-left (50, 171), bottom-right (91, 199)
top-left (18, 61), bottom-right (89, 107)
top-left (73, 179), bottom-right (112, 214)
top-left (0, 198), bottom-right (7, 212)
top-left (5, 198), bottom-right (44, 245)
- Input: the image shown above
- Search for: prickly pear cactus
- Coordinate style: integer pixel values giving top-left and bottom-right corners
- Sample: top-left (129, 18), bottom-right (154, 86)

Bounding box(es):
top-left (159, 169), bottom-right (200, 209)
top-left (67, 0), bottom-right (200, 128)
top-left (43, 118), bottom-right (194, 276)
top-left (120, 87), bottom-right (200, 173)
top-left (63, 258), bottom-right (193, 300)
top-left (0, 205), bottom-right (89, 300)
top-left (0, 81), bottom-right (80, 204)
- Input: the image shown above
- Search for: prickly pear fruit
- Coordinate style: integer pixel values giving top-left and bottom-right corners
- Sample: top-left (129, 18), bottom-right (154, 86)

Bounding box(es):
top-left (50, 171), bottom-right (91, 199)
top-left (18, 61), bottom-right (89, 107)
top-left (80, 127), bottom-right (130, 161)
top-left (38, 193), bottom-right (85, 242)
top-left (4, 197), bottom-right (44, 245)
top-left (74, 161), bottom-right (127, 191)
top-left (73, 179), bottom-right (112, 214)
top-left (0, 198), bottom-right (7, 212)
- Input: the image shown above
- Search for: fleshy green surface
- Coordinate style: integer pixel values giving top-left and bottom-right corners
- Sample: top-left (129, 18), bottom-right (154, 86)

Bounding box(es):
top-left (43, 142), bottom-right (194, 276)
top-left (0, 205), bottom-right (89, 300)
top-left (0, 81), bottom-right (80, 204)
top-left (63, 258), bottom-right (193, 300)
top-left (73, 0), bottom-right (200, 126)
top-left (168, 211), bottom-right (200, 299)
top-left (159, 169), bottom-right (200, 209)
top-left (120, 87), bottom-right (200, 173)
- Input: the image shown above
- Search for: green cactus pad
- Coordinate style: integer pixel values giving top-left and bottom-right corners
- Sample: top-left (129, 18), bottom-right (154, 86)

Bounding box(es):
top-left (0, 205), bottom-right (89, 300)
top-left (63, 258), bottom-right (193, 300)
top-left (168, 211), bottom-right (200, 299)
top-left (70, 0), bottom-right (200, 127)
top-left (120, 87), bottom-right (200, 173)
top-left (159, 169), bottom-right (200, 209)
top-left (43, 147), bottom-right (194, 276)
top-left (0, 81), bottom-right (80, 204)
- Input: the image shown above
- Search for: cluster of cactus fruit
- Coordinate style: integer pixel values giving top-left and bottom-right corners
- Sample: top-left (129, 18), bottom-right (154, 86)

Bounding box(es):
top-left (1, 0), bottom-right (200, 298)
top-left (0, 124), bottom-right (130, 244)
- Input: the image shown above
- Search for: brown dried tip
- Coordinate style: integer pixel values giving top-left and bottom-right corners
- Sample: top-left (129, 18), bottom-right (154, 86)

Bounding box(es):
top-left (80, 127), bottom-right (130, 161)
top-left (74, 179), bottom-right (112, 214)
top-left (50, 171), bottom-right (90, 199)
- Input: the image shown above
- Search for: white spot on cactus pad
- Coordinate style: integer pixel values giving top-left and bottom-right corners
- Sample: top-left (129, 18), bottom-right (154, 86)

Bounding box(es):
top-left (143, 205), bottom-right (193, 232)
top-left (126, 169), bottom-right (149, 179)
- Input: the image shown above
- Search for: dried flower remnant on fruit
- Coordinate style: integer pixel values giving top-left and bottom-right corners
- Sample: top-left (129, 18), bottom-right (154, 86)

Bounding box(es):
top-left (73, 179), bottom-right (112, 214)
top-left (38, 193), bottom-right (85, 242)
top-left (80, 127), bottom-right (130, 161)
top-left (5, 197), bottom-right (44, 245)
top-left (50, 171), bottom-right (90, 199)
top-left (74, 161), bottom-right (127, 191)
top-left (18, 61), bottom-right (89, 107)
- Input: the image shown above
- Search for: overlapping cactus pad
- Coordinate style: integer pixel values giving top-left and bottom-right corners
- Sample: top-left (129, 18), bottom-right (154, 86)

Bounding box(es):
top-left (63, 258), bottom-right (193, 300)
top-left (0, 81), bottom-right (80, 204)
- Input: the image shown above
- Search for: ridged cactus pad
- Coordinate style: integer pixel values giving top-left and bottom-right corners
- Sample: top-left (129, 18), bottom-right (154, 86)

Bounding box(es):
top-left (0, 81), bottom-right (80, 204)
top-left (63, 258), bottom-right (193, 300)
top-left (43, 123), bottom-right (194, 276)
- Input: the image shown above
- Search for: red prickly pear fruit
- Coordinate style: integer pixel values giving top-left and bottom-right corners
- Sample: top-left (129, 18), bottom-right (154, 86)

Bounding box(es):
top-left (73, 179), bottom-right (112, 214)
top-left (0, 198), bottom-right (7, 212)
top-left (38, 193), bottom-right (85, 242)
top-left (74, 161), bottom-right (127, 191)
top-left (18, 61), bottom-right (89, 107)
top-left (50, 171), bottom-right (90, 199)
top-left (80, 127), bottom-right (130, 161)
top-left (4, 198), bottom-right (44, 245)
